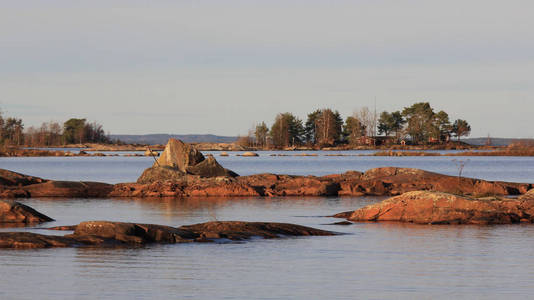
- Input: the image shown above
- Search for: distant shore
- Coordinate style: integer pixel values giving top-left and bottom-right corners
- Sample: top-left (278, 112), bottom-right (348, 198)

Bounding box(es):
top-left (2, 142), bottom-right (534, 157)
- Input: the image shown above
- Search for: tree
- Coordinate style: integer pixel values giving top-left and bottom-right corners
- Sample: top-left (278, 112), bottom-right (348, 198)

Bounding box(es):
top-left (402, 102), bottom-right (435, 144)
top-left (378, 111), bottom-right (406, 139)
top-left (378, 111), bottom-right (394, 137)
top-left (390, 111), bottom-right (406, 141)
top-left (432, 111), bottom-right (452, 142)
top-left (315, 109), bottom-right (343, 146)
top-left (63, 118), bottom-right (87, 144)
top-left (452, 119), bottom-right (471, 141)
top-left (1, 117), bottom-right (24, 146)
top-left (354, 107), bottom-right (375, 137)
top-left (270, 113), bottom-right (304, 148)
top-left (343, 116), bottom-right (365, 145)
top-left (254, 122), bottom-right (269, 147)
top-left (305, 110), bottom-right (321, 145)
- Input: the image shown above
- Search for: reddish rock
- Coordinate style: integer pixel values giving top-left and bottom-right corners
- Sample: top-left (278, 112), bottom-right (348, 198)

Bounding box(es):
top-left (0, 169), bottom-right (113, 198)
top-left (0, 220), bottom-right (335, 249)
top-left (180, 221), bottom-right (335, 240)
top-left (0, 232), bottom-right (74, 249)
top-left (24, 181), bottom-right (114, 198)
top-left (0, 200), bottom-right (54, 224)
top-left (1, 167), bottom-right (532, 199)
top-left (336, 191), bottom-right (534, 225)
top-left (337, 167), bottom-right (531, 197)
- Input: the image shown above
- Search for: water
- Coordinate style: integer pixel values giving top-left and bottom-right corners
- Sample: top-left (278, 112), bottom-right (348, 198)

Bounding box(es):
top-left (1, 150), bottom-right (534, 183)
top-left (1, 153), bottom-right (534, 299)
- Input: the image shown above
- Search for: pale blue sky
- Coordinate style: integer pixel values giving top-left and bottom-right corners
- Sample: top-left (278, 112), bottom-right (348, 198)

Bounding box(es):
top-left (1, 0), bottom-right (533, 137)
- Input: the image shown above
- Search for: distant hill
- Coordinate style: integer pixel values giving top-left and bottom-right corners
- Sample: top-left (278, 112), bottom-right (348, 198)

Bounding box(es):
top-left (109, 134), bottom-right (238, 145)
top-left (463, 137), bottom-right (534, 146)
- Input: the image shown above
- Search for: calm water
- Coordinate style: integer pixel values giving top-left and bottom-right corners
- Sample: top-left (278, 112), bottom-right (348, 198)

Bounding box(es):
top-left (1, 150), bottom-right (534, 183)
top-left (1, 153), bottom-right (534, 299)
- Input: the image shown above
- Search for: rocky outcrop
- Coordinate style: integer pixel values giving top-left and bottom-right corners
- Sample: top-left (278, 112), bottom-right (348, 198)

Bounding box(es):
top-left (0, 200), bottom-right (54, 224)
top-left (0, 220), bottom-right (335, 249)
top-left (336, 167), bottom-right (531, 197)
top-left (0, 232), bottom-right (74, 248)
top-left (0, 169), bottom-right (114, 198)
top-left (335, 191), bottom-right (534, 225)
top-left (1, 167), bottom-right (531, 199)
top-left (111, 176), bottom-right (258, 197)
top-left (137, 139), bottom-right (238, 183)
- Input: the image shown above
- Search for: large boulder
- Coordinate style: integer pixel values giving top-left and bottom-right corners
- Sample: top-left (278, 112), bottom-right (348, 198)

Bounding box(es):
top-left (519, 189), bottom-right (534, 200)
top-left (155, 138), bottom-right (205, 172)
top-left (137, 139), bottom-right (238, 183)
top-left (0, 200), bottom-right (54, 224)
top-left (336, 191), bottom-right (534, 225)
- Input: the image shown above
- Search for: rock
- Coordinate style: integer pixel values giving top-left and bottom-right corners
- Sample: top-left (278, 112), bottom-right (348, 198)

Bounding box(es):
top-left (0, 169), bottom-right (44, 186)
top-left (179, 221), bottom-right (335, 240)
top-left (0, 232), bottom-right (74, 249)
top-left (337, 167), bottom-right (531, 197)
top-left (337, 191), bottom-right (534, 225)
top-left (72, 221), bottom-right (196, 244)
top-left (241, 152), bottom-right (259, 157)
top-left (519, 189), bottom-right (534, 200)
top-left (220, 152), bottom-right (229, 156)
top-left (155, 138), bottom-right (205, 172)
top-left (0, 220), bottom-right (336, 249)
top-left (137, 166), bottom-right (187, 184)
top-left (186, 155), bottom-right (239, 178)
top-left (0, 169), bottom-right (113, 198)
top-left (24, 181), bottom-right (114, 198)
top-left (1, 167), bottom-right (531, 199)
top-left (0, 200), bottom-right (54, 224)
top-left (137, 139), bottom-right (238, 183)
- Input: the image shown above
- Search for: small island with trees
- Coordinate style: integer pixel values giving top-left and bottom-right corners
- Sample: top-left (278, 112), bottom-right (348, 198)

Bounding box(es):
top-left (241, 102), bottom-right (472, 150)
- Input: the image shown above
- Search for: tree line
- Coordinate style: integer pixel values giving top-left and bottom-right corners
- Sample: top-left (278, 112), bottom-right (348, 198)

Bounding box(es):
top-left (243, 102), bottom-right (471, 148)
top-left (0, 110), bottom-right (111, 146)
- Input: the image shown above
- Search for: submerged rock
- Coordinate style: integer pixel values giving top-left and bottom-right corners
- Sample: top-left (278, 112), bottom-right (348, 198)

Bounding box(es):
top-left (0, 200), bottom-right (54, 224)
top-left (0, 220), bottom-right (336, 249)
top-left (336, 190), bottom-right (534, 225)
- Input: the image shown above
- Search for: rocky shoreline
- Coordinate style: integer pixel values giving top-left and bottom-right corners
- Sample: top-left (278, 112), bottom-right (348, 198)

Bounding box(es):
top-left (0, 166), bottom-right (531, 199)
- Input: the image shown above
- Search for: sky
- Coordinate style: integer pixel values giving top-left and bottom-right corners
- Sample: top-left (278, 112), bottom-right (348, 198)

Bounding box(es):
top-left (1, 0), bottom-right (533, 138)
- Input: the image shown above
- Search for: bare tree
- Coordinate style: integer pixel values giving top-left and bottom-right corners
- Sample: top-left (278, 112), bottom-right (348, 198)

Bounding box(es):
top-left (354, 107), bottom-right (375, 137)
